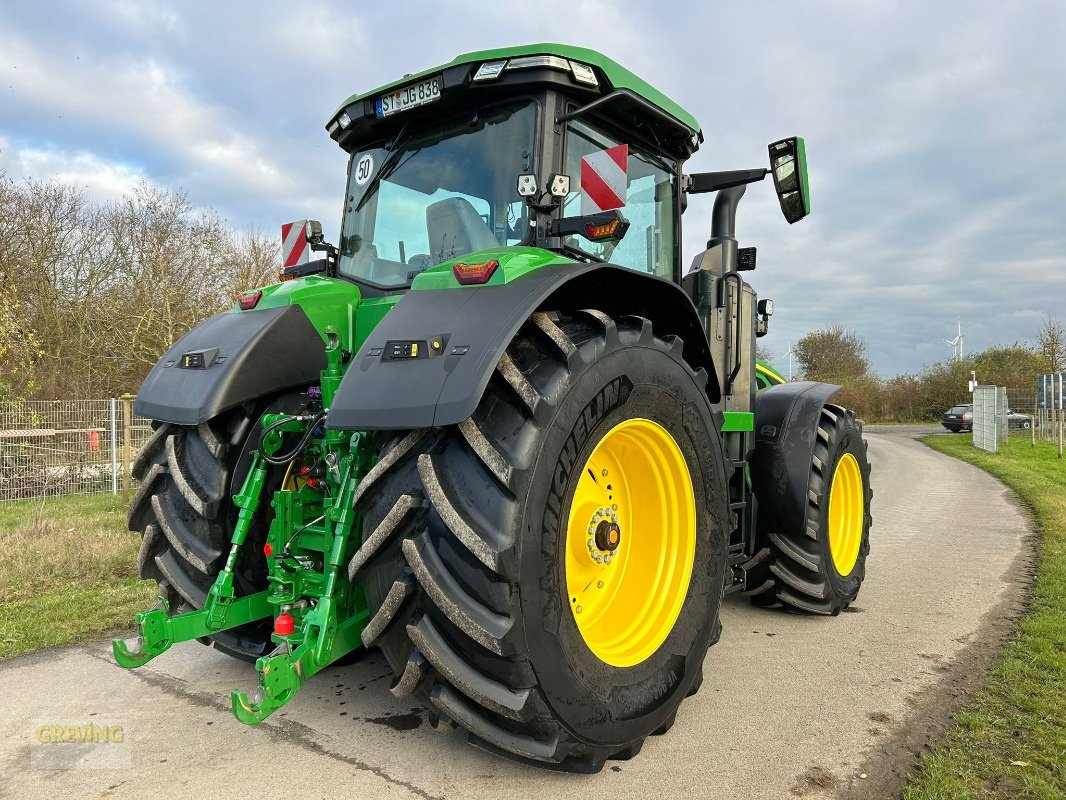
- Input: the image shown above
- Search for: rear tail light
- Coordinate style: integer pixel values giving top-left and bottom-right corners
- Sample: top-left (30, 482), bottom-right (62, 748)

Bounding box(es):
top-left (452, 260), bottom-right (500, 285)
top-left (237, 290), bottom-right (262, 310)
top-left (962, 413), bottom-right (972, 420)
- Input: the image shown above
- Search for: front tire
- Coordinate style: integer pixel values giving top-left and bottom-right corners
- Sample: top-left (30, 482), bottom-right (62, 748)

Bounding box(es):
top-left (748, 403), bottom-right (872, 614)
top-left (350, 310), bottom-right (730, 771)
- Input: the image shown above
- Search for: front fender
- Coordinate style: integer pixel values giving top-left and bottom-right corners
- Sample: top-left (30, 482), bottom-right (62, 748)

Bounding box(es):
top-left (748, 381), bottom-right (841, 537)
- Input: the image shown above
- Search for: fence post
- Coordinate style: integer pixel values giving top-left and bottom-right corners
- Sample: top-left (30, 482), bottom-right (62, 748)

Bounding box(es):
top-left (1059, 373), bottom-right (1063, 460)
top-left (1032, 387), bottom-right (1036, 448)
top-left (109, 398), bottom-right (118, 494)
top-left (121, 394), bottom-right (135, 497)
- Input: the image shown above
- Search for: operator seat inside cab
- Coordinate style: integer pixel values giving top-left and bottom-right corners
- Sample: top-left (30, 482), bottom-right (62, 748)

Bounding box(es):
top-left (425, 197), bottom-right (499, 264)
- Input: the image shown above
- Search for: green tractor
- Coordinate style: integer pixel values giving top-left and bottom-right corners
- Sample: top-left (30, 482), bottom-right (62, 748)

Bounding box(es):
top-left (115, 43), bottom-right (872, 771)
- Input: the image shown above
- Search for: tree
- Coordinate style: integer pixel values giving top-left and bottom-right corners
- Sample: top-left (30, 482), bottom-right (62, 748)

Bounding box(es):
top-left (972, 344), bottom-right (1047, 389)
top-left (1037, 316), bottom-right (1065, 373)
top-left (0, 176), bottom-right (282, 399)
top-left (793, 325), bottom-right (870, 383)
top-left (0, 272), bottom-right (43, 398)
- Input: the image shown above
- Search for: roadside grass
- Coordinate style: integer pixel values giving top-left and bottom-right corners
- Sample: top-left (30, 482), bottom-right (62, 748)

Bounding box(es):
top-left (0, 494), bottom-right (153, 659)
top-left (906, 437), bottom-right (1065, 799)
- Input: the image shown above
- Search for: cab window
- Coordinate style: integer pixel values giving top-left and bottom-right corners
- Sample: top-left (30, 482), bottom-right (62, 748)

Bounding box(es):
top-left (563, 119), bottom-right (676, 280)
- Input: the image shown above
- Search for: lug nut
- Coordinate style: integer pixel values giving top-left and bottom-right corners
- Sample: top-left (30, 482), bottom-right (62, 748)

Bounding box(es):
top-left (597, 580), bottom-right (604, 589)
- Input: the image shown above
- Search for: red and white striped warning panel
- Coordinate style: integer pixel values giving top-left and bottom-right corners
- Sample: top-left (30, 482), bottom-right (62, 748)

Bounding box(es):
top-left (580, 144), bottom-right (628, 215)
top-left (281, 220), bottom-right (309, 268)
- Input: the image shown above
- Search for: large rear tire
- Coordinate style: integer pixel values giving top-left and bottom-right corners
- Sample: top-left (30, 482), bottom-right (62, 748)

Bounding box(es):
top-left (748, 403), bottom-right (872, 614)
top-left (128, 396), bottom-right (299, 661)
top-left (350, 310), bottom-right (730, 771)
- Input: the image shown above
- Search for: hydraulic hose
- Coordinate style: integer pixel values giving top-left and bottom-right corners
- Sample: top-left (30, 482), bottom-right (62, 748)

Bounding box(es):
top-left (258, 412), bottom-right (327, 466)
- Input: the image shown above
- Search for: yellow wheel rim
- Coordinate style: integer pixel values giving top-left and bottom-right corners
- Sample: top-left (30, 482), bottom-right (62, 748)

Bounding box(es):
top-left (564, 418), bottom-right (696, 668)
top-left (827, 452), bottom-right (864, 576)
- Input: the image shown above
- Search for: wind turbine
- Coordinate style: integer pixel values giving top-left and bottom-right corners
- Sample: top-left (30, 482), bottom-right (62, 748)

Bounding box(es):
top-left (946, 318), bottom-right (964, 361)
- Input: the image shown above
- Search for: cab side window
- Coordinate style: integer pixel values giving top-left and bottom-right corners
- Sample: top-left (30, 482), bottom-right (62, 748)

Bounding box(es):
top-left (563, 120), bottom-right (676, 280)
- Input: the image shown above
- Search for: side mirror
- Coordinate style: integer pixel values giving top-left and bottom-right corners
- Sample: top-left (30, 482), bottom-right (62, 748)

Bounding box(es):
top-left (768, 137), bottom-right (810, 224)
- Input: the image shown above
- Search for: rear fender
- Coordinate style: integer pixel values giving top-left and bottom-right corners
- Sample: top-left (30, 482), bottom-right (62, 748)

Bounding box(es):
top-left (327, 264), bottom-right (718, 430)
top-left (748, 381), bottom-right (841, 537)
top-left (134, 305), bottom-right (327, 425)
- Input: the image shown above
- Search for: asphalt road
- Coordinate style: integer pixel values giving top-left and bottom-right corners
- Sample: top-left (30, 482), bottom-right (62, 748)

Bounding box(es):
top-left (0, 427), bottom-right (1031, 799)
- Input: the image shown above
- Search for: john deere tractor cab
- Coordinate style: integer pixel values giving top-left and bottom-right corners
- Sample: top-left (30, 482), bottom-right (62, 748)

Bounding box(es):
top-left (116, 44), bottom-right (872, 772)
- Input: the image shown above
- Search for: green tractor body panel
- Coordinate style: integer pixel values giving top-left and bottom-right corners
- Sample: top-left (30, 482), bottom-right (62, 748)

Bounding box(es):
top-left (253, 275), bottom-right (362, 347)
top-left (755, 360), bottom-right (787, 390)
top-left (411, 245), bottom-right (576, 290)
top-left (250, 275), bottom-right (404, 355)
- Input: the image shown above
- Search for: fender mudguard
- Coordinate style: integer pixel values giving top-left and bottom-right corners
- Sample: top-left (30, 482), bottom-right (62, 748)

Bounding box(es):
top-left (327, 264), bottom-right (716, 430)
top-left (748, 381), bottom-right (841, 536)
top-left (134, 305), bottom-right (327, 425)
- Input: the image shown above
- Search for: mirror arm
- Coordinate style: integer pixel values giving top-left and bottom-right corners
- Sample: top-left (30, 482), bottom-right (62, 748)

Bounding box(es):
top-left (684, 168), bottom-right (768, 195)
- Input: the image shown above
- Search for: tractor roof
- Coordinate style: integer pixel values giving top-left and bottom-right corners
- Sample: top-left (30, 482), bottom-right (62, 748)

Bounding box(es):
top-left (328, 43), bottom-right (701, 144)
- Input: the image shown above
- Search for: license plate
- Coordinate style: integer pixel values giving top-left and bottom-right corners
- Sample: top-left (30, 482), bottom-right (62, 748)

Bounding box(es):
top-left (377, 76), bottom-right (442, 118)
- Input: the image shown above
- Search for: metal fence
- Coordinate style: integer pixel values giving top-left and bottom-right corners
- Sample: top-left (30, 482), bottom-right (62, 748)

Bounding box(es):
top-left (1034, 374), bottom-right (1065, 448)
top-left (0, 397), bottom-right (152, 502)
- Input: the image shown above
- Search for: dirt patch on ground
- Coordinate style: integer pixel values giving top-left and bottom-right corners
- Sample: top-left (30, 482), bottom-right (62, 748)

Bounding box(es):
top-left (792, 765), bottom-right (841, 796)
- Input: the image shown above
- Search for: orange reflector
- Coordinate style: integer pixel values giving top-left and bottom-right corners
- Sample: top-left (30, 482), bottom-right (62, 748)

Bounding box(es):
top-left (452, 259), bottom-right (500, 285)
top-left (237, 290), bottom-right (262, 310)
top-left (585, 218), bottom-right (622, 240)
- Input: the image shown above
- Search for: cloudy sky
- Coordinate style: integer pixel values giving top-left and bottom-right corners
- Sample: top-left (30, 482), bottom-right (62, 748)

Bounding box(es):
top-left (1, 0), bottom-right (1063, 376)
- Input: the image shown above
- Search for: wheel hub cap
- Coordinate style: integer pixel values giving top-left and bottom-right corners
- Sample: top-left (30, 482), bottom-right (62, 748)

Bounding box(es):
top-left (594, 519), bottom-right (621, 552)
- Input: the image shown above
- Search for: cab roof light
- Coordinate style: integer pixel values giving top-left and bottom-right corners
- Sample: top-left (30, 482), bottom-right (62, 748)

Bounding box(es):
top-left (473, 60), bottom-right (507, 81)
top-left (452, 259), bottom-right (500, 285)
top-left (568, 61), bottom-right (598, 86)
top-left (472, 56), bottom-right (598, 87)
top-left (506, 54), bottom-right (572, 72)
